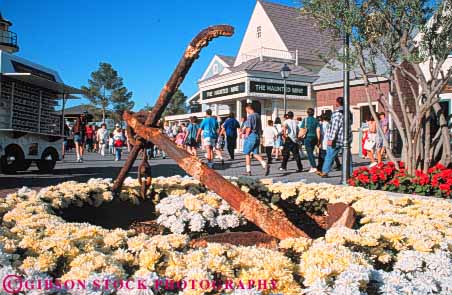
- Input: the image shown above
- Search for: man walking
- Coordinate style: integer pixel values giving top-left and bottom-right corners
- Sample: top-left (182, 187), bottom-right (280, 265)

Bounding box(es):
top-left (221, 113), bottom-right (240, 160)
top-left (280, 111), bottom-right (303, 172)
top-left (197, 109), bottom-right (219, 168)
top-left (243, 103), bottom-right (269, 176)
top-left (319, 97), bottom-right (353, 178)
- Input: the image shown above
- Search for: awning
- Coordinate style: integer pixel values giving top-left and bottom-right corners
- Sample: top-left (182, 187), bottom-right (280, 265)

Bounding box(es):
top-left (2, 72), bottom-right (83, 95)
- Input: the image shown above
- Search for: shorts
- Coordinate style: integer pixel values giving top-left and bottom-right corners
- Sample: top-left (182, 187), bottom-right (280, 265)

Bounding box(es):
top-left (185, 137), bottom-right (197, 148)
top-left (74, 134), bottom-right (84, 144)
top-left (204, 137), bottom-right (216, 147)
top-left (243, 133), bottom-right (260, 155)
top-left (377, 134), bottom-right (389, 149)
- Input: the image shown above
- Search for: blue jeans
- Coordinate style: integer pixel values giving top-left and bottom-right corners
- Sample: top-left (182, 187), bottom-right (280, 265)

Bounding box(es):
top-left (304, 137), bottom-right (317, 168)
top-left (322, 145), bottom-right (352, 174)
top-left (115, 148), bottom-right (122, 160)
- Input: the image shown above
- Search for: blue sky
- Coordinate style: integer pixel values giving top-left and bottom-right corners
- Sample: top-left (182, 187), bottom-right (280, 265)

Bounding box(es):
top-left (0, 0), bottom-right (298, 110)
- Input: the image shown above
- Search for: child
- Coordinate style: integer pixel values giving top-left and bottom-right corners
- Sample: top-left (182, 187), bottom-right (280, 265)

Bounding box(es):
top-left (175, 128), bottom-right (185, 147)
top-left (263, 120), bottom-right (278, 164)
top-left (113, 124), bottom-right (125, 161)
top-left (215, 132), bottom-right (225, 167)
top-left (108, 134), bottom-right (114, 155)
top-left (317, 114), bottom-right (329, 172)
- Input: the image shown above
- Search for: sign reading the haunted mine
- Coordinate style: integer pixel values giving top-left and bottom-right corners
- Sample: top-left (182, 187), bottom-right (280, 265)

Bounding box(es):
top-left (250, 81), bottom-right (308, 96)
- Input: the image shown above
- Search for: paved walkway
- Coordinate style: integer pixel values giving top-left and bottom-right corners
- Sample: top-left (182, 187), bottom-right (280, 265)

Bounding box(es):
top-left (0, 150), bottom-right (370, 197)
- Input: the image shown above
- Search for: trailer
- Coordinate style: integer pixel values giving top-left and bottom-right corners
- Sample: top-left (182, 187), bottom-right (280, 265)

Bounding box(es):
top-left (0, 50), bottom-right (82, 173)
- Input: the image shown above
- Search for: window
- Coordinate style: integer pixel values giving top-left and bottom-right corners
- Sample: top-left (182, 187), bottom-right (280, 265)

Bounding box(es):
top-left (257, 26), bottom-right (262, 38)
top-left (360, 105), bottom-right (377, 127)
top-left (212, 63), bottom-right (219, 75)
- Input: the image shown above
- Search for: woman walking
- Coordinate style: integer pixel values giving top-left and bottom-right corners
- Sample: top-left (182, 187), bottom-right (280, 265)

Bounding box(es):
top-left (299, 108), bottom-right (320, 173)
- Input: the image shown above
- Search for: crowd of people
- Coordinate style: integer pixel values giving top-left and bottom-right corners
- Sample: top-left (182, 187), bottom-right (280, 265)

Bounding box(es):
top-left (65, 95), bottom-right (396, 178)
top-left (161, 96), bottom-right (354, 178)
top-left (68, 111), bottom-right (129, 162)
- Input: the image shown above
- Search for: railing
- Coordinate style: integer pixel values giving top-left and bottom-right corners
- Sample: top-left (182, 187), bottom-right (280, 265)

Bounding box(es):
top-left (0, 30), bottom-right (18, 48)
top-left (241, 47), bottom-right (297, 64)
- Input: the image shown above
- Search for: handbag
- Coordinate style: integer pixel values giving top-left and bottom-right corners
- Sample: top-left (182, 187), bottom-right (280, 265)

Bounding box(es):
top-left (114, 139), bottom-right (124, 148)
top-left (298, 119), bottom-right (307, 139)
top-left (364, 137), bottom-right (376, 151)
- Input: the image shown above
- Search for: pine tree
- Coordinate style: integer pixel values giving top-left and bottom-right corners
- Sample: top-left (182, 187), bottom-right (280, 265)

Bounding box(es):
top-left (81, 63), bottom-right (132, 122)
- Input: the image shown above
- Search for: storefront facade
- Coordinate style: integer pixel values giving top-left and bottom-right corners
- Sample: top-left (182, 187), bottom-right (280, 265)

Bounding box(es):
top-left (198, 61), bottom-right (318, 129)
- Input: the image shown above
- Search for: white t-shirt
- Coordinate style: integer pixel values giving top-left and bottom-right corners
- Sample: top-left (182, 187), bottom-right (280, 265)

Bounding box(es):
top-left (97, 128), bottom-right (109, 144)
top-left (283, 119), bottom-right (299, 142)
top-left (263, 126), bottom-right (278, 147)
top-left (320, 121), bottom-right (330, 150)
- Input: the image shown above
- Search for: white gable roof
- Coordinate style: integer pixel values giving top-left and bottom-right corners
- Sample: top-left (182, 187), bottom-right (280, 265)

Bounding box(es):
top-left (200, 55), bottom-right (235, 81)
top-left (234, 1), bottom-right (288, 66)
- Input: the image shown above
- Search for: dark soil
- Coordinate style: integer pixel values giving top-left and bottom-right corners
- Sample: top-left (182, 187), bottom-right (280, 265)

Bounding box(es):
top-left (58, 198), bottom-right (157, 229)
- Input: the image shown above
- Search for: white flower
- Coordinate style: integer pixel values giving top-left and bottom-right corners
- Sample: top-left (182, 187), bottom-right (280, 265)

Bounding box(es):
top-left (394, 251), bottom-right (424, 273)
top-left (216, 214), bottom-right (240, 230)
top-left (302, 279), bottom-right (332, 294)
top-left (188, 214), bottom-right (206, 232)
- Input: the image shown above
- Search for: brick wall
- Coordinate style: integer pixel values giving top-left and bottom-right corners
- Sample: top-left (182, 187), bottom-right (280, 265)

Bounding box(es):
top-left (315, 82), bottom-right (390, 109)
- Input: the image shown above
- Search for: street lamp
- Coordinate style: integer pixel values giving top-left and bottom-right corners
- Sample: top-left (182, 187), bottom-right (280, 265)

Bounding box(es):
top-left (342, 0), bottom-right (351, 185)
top-left (280, 64), bottom-right (291, 116)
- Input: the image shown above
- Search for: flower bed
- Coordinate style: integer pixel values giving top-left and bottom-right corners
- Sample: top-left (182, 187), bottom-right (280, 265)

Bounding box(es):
top-left (1, 176), bottom-right (452, 294)
top-left (349, 162), bottom-right (452, 198)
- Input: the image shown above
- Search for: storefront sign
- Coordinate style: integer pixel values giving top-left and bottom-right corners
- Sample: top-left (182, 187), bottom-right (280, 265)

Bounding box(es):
top-left (250, 81), bottom-right (308, 96)
top-left (202, 83), bottom-right (245, 100)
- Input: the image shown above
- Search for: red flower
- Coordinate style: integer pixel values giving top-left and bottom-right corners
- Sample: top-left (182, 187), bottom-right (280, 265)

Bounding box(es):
top-left (358, 174), bottom-right (370, 184)
top-left (399, 161), bottom-right (405, 169)
top-left (371, 174), bottom-right (379, 183)
top-left (392, 178), bottom-right (400, 187)
top-left (384, 167), bottom-right (394, 175)
top-left (439, 184), bottom-right (451, 192)
top-left (435, 163), bottom-right (446, 170)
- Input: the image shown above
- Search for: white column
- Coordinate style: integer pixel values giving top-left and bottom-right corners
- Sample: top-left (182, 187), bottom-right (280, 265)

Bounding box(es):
top-left (271, 99), bottom-right (279, 121)
top-left (236, 100), bottom-right (242, 120)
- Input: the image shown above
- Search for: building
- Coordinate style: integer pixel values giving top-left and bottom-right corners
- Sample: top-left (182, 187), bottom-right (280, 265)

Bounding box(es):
top-left (313, 53), bottom-right (393, 154)
top-left (165, 0), bottom-right (339, 126)
top-left (420, 57), bottom-right (452, 121)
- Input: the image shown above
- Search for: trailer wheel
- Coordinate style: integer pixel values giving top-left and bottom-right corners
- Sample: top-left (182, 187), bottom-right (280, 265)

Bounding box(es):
top-left (37, 148), bottom-right (57, 173)
top-left (0, 145), bottom-right (25, 174)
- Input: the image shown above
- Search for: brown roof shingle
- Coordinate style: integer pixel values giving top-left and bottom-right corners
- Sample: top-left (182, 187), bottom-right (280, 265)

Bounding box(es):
top-left (259, 0), bottom-right (340, 63)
